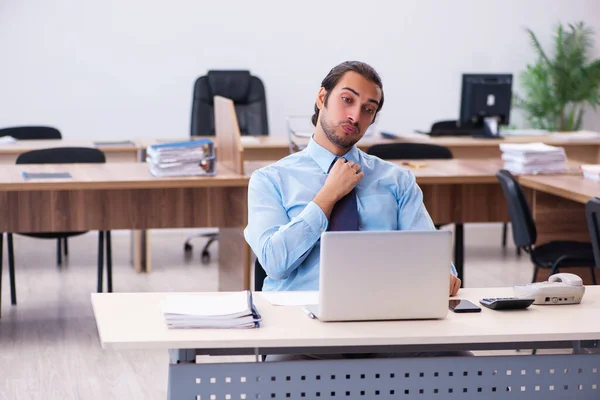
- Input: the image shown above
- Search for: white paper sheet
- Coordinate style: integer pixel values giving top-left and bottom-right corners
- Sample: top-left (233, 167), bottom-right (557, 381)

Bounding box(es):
top-left (259, 291), bottom-right (319, 306)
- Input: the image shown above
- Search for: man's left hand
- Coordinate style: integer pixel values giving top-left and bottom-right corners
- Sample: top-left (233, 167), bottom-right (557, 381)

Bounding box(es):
top-left (449, 274), bottom-right (461, 296)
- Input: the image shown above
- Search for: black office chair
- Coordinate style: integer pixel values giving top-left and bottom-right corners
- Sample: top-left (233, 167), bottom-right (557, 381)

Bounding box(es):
top-left (0, 126), bottom-right (61, 140)
top-left (367, 142), bottom-right (453, 160)
top-left (190, 70), bottom-right (269, 137)
top-left (0, 126), bottom-right (69, 260)
top-left (496, 169), bottom-right (596, 283)
top-left (586, 198), bottom-right (600, 271)
top-left (186, 70), bottom-right (269, 263)
top-left (254, 258), bottom-right (267, 292)
top-left (4, 147), bottom-right (114, 306)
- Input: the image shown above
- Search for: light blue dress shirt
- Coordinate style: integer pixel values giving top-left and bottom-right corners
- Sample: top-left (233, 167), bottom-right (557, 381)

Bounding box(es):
top-left (244, 138), bottom-right (457, 291)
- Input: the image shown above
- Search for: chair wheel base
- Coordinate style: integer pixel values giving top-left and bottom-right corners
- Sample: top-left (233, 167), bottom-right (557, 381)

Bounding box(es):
top-left (201, 250), bottom-right (211, 264)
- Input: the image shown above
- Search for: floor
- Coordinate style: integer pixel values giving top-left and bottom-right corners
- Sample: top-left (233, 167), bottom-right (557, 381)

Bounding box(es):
top-left (0, 224), bottom-right (541, 399)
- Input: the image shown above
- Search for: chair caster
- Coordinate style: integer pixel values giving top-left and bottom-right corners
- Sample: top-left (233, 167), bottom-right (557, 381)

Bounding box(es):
top-left (184, 243), bottom-right (193, 252)
top-left (201, 250), bottom-right (211, 264)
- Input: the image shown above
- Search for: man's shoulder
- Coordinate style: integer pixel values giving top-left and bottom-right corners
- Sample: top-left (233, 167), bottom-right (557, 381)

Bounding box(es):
top-left (250, 150), bottom-right (308, 181)
top-left (359, 149), bottom-right (415, 181)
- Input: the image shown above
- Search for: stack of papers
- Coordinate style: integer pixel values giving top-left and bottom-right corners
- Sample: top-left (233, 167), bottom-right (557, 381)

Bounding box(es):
top-left (580, 165), bottom-right (600, 181)
top-left (499, 142), bottom-right (568, 174)
top-left (146, 139), bottom-right (216, 177)
top-left (161, 291), bottom-right (261, 329)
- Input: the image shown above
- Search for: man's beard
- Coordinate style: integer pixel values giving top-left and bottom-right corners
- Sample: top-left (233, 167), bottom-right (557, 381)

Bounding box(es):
top-left (319, 113), bottom-right (361, 150)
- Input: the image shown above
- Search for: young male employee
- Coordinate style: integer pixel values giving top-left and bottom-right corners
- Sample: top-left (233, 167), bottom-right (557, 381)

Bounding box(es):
top-left (244, 61), bottom-right (460, 296)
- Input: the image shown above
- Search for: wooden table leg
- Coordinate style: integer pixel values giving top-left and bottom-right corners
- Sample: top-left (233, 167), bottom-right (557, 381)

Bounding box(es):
top-left (131, 230), bottom-right (151, 273)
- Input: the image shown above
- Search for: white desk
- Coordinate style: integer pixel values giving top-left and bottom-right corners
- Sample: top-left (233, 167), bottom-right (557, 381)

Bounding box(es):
top-left (93, 287), bottom-right (600, 399)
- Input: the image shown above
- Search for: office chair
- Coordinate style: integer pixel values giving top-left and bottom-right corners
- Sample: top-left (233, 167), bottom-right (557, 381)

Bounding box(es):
top-left (367, 142), bottom-right (453, 160)
top-left (0, 126), bottom-right (69, 260)
top-left (0, 125), bottom-right (62, 140)
top-left (186, 70), bottom-right (269, 263)
top-left (496, 169), bottom-right (596, 284)
top-left (254, 258), bottom-right (267, 292)
top-left (3, 147), bottom-right (114, 306)
top-left (586, 198), bottom-right (600, 272)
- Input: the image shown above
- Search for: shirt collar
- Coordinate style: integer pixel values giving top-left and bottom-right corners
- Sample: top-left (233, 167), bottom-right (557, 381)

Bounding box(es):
top-left (306, 136), bottom-right (361, 174)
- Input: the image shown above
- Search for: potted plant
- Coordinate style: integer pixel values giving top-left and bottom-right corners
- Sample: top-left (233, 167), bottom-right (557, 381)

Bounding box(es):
top-left (514, 22), bottom-right (600, 131)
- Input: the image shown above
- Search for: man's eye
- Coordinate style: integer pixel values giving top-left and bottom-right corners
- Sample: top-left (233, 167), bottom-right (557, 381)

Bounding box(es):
top-left (342, 97), bottom-right (351, 103)
top-left (364, 107), bottom-right (374, 114)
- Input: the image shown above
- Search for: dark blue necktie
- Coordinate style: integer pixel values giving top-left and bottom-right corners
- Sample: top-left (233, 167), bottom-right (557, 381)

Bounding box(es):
top-left (327, 157), bottom-right (359, 231)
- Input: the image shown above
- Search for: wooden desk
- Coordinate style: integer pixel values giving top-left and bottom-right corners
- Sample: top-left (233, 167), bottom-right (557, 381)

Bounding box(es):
top-left (92, 287), bottom-right (600, 399)
top-left (520, 175), bottom-right (599, 205)
top-left (0, 163), bottom-right (250, 290)
top-left (0, 140), bottom-right (140, 163)
top-left (519, 174), bottom-right (597, 245)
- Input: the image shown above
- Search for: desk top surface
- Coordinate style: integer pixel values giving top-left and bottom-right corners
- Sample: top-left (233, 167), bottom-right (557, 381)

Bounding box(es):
top-left (1, 133), bottom-right (597, 156)
top-left (245, 159), bottom-right (584, 185)
top-left (0, 139), bottom-right (139, 153)
top-left (0, 162), bottom-right (248, 191)
top-left (92, 287), bottom-right (600, 351)
top-left (520, 175), bottom-right (599, 204)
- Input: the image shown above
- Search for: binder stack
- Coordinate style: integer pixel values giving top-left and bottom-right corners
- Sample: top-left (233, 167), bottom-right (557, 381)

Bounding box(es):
top-left (146, 139), bottom-right (216, 177)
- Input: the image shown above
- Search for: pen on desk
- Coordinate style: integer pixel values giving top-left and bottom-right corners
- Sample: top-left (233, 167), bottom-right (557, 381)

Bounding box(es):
top-left (301, 307), bottom-right (316, 319)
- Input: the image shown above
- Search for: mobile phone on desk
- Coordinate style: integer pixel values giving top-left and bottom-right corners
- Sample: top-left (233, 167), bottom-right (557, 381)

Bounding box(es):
top-left (449, 299), bottom-right (481, 313)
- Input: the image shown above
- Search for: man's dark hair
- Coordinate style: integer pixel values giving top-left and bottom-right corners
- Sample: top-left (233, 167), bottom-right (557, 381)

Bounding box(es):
top-left (311, 61), bottom-right (384, 126)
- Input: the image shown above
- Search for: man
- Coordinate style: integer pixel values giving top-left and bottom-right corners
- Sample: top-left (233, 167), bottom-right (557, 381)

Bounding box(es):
top-left (244, 61), bottom-right (460, 296)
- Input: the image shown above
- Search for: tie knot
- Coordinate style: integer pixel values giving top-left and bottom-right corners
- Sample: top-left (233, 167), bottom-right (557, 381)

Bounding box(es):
top-left (328, 157), bottom-right (345, 173)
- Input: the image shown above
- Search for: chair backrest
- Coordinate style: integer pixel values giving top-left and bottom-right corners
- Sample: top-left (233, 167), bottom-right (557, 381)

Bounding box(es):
top-left (367, 143), bottom-right (453, 160)
top-left (254, 258), bottom-right (267, 292)
top-left (496, 169), bottom-right (537, 247)
top-left (16, 147), bottom-right (106, 164)
top-left (430, 120), bottom-right (459, 134)
top-left (586, 198), bottom-right (600, 268)
top-left (191, 70), bottom-right (269, 137)
top-left (0, 126), bottom-right (61, 140)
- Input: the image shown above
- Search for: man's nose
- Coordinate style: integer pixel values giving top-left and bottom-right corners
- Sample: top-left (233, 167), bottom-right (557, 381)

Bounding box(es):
top-left (346, 105), bottom-right (361, 123)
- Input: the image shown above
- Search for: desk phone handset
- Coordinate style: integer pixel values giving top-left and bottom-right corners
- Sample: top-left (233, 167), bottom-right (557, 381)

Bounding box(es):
top-left (513, 273), bottom-right (585, 305)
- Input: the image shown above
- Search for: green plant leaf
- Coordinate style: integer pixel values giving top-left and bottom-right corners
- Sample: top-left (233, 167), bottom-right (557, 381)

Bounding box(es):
top-left (518, 21), bottom-right (600, 131)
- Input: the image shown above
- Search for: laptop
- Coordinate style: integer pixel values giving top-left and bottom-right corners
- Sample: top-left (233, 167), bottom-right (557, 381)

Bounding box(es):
top-left (304, 230), bottom-right (452, 322)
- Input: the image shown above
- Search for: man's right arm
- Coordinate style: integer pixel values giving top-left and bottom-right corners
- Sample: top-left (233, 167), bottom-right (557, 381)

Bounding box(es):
top-left (244, 171), bottom-right (329, 281)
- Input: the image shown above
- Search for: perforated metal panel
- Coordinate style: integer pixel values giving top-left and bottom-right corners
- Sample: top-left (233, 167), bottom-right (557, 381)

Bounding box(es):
top-left (167, 354), bottom-right (600, 399)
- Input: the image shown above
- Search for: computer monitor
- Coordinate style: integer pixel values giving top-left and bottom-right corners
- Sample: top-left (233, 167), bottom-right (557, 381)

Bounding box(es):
top-left (459, 74), bottom-right (513, 138)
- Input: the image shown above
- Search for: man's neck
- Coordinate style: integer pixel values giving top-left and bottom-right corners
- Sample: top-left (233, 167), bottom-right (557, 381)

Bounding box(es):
top-left (313, 129), bottom-right (348, 156)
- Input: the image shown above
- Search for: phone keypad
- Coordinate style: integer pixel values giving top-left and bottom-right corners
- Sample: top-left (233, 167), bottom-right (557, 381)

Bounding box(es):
top-left (479, 297), bottom-right (535, 310)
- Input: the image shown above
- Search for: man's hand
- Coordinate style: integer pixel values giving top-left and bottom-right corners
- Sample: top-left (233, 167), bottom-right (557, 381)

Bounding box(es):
top-left (314, 158), bottom-right (364, 217)
top-left (449, 274), bottom-right (461, 296)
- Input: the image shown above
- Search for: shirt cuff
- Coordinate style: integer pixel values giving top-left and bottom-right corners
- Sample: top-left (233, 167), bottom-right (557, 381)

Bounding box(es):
top-left (301, 201), bottom-right (329, 236)
top-left (450, 262), bottom-right (458, 277)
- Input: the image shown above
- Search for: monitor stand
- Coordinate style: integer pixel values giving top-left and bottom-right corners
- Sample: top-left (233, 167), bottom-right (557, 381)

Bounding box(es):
top-left (471, 117), bottom-right (504, 139)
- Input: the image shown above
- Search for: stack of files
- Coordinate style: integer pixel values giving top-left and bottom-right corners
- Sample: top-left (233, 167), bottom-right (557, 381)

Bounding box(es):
top-left (499, 142), bottom-right (568, 174)
top-left (146, 138), bottom-right (216, 177)
top-left (161, 290), bottom-right (261, 329)
top-left (580, 165), bottom-right (600, 181)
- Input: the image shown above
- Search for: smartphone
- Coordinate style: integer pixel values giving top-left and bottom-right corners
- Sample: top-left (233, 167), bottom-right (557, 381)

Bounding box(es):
top-left (449, 299), bottom-right (481, 313)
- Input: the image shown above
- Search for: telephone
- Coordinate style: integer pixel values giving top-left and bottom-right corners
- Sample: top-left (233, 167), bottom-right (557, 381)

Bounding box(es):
top-left (513, 273), bottom-right (585, 305)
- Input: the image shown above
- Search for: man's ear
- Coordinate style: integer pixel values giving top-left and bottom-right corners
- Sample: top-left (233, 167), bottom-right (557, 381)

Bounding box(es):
top-left (316, 87), bottom-right (327, 110)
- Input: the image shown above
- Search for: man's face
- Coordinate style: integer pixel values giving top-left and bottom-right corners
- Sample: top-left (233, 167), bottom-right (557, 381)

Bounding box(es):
top-left (317, 71), bottom-right (382, 150)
